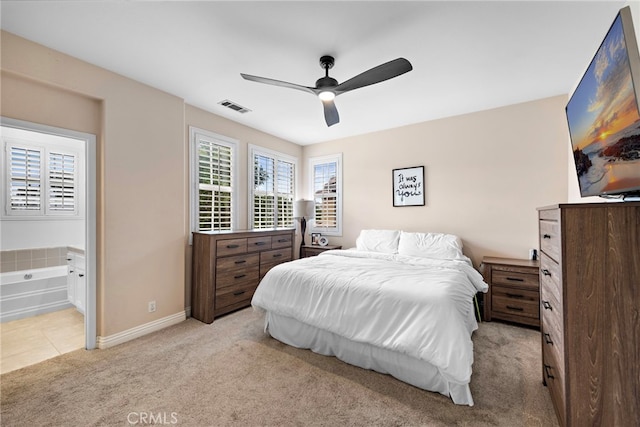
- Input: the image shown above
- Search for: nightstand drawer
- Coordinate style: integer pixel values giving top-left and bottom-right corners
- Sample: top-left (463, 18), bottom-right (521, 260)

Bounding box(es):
top-left (492, 270), bottom-right (539, 291)
top-left (492, 290), bottom-right (539, 320)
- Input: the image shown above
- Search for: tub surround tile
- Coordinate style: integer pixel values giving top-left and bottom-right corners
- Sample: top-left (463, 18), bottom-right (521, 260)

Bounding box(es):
top-left (0, 247), bottom-right (71, 272)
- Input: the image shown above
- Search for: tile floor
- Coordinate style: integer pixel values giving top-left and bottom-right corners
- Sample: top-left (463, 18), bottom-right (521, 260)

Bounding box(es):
top-left (0, 308), bottom-right (84, 374)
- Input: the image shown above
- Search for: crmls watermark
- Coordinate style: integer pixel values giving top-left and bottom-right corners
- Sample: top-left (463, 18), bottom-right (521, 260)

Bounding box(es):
top-left (127, 411), bottom-right (178, 425)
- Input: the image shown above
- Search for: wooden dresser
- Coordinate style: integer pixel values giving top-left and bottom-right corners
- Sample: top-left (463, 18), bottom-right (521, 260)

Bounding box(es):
top-left (191, 229), bottom-right (295, 324)
top-left (538, 202), bottom-right (640, 427)
top-left (481, 257), bottom-right (540, 328)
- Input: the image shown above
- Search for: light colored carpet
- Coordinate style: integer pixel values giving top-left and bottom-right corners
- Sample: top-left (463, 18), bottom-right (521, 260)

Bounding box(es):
top-left (1, 308), bottom-right (558, 426)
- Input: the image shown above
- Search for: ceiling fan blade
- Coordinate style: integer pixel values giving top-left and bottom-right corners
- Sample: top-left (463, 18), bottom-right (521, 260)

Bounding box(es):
top-left (334, 58), bottom-right (413, 94)
top-left (240, 73), bottom-right (316, 96)
top-left (322, 99), bottom-right (340, 127)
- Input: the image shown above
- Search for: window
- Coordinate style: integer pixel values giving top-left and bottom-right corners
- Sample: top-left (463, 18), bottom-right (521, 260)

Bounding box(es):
top-left (190, 127), bottom-right (237, 233)
top-left (309, 153), bottom-right (342, 236)
top-left (249, 145), bottom-right (296, 229)
top-left (3, 140), bottom-right (78, 216)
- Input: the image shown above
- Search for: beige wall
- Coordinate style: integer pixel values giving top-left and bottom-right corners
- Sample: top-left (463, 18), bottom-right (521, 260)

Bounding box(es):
top-left (1, 31), bottom-right (301, 338)
top-left (302, 96), bottom-right (569, 266)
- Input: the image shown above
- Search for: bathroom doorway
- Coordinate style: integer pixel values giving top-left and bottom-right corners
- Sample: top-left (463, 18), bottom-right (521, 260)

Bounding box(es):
top-left (0, 117), bottom-right (96, 372)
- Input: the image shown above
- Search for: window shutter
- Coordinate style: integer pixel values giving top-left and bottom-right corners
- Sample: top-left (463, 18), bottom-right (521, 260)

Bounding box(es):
top-left (48, 151), bottom-right (76, 212)
top-left (251, 148), bottom-right (296, 229)
top-left (9, 146), bottom-right (42, 211)
top-left (198, 139), bottom-right (233, 231)
top-left (311, 157), bottom-right (341, 234)
top-left (253, 154), bottom-right (275, 229)
top-left (276, 159), bottom-right (295, 228)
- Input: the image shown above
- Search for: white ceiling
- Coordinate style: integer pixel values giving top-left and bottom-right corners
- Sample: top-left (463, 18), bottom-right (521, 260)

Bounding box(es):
top-left (0, 1), bottom-right (628, 145)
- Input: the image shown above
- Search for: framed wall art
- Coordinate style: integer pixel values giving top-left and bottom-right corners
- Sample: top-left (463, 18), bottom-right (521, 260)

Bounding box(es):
top-left (392, 166), bottom-right (425, 207)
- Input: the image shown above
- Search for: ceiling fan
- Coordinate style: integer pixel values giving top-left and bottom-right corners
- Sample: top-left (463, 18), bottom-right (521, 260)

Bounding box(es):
top-left (241, 56), bottom-right (413, 127)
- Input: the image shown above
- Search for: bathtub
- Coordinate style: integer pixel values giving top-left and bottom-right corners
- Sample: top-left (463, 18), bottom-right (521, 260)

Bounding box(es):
top-left (0, 265), bottom-right (73, 323)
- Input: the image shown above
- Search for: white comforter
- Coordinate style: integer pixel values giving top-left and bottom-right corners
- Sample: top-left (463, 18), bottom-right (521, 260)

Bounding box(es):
top-left (252, 249), bottom-right (488, 386)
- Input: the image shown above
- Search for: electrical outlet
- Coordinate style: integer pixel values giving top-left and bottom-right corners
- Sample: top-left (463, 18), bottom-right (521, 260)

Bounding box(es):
top-left (148, 301), bottom-right (156, 313)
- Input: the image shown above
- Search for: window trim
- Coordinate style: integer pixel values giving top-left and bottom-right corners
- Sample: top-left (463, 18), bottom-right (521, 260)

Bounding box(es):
top-left (189, 126), bottom-right (238, 237)
top-left (309, 153), bottom-right (342, 237)
top-left (247, 144), bottom-right (298, 230)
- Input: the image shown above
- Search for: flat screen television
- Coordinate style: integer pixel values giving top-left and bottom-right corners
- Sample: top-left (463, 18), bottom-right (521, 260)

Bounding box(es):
top-left (566, 6), bottom-right (640, 200)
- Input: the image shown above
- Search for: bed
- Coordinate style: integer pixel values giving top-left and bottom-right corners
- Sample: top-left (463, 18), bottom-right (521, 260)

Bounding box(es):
top-left (251, 229), bottom-right (488, 406)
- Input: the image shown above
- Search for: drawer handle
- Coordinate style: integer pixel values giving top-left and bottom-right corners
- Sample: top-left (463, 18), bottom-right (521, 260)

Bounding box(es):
top-left (226, 244), bottom-right (240, 249)
top-left (277, 239), bottom-right (289, 243)
top-left (506, 305), bottom-right (524, 312)
top-left (272, 253), bottom-right (282, 258)
top-left (66, 258), bottom-right (72, 261)
top-left (78, 273), bottom-right (84, 278)
top-left (543, 234), bottom-right (551, 239)
top-left (234, 260), bottom-right (246, 265)
top-left (544, 364), bottom-right (555, 380)
top-left (234, 274), bottom-right (246, 279)
top-left (542, 300), bottom-right (553, 310)
top-left (506, 293), bottom-right (524, 299)
top-left (506, 277), bottom-right (524, 282)
top-left (233, 290), bottom-right (246, 296)
top-left (69, 270), bottom-right (74, 273)
top-left (544, 333), bottom-right (554, 345)
top-left (254, 242), bottom-right (267, 246)
top-left (542, 269), bottom-right (551, 277)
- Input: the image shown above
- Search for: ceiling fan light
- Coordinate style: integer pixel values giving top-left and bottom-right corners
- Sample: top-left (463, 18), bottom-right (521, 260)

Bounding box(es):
top-left (318, 90), bottom-right (336, 101)
top-left (318, 91), bottom-right (335, 101)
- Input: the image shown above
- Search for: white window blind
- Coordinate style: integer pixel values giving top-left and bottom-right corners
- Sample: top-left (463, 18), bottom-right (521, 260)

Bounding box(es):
top-left (48, 151), bottom-right (76, 212)
top-left (310, 154), bottom-right (342, 236)
top-left (198, 139), bottom-right (233, 231)
top-left (189, 127), bottom-right (237, 234)
top-left (4, 143), bottom-right (78, 216)
top-left (250, 146), bottom-right (296, 229)
top-left (9, 146), bottom-right (42, 211)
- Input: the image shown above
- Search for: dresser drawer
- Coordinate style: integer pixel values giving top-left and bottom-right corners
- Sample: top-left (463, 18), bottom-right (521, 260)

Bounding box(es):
top-left (216, 265), bottom-right (259, 289)
top-left (216, 253), bottom-right (259, 273)
top-left (540, 253), bottom-right (562, 304)
top-left (215, 281), bottom-right (257, 310)
top-left (271, 234), bottom-right (293, 249)
top-left (260, 248), bottom-right (292, 265)
top-left (247, 236), bottom-right (272, 252)
top-left (492, 288), bottom-right (540, 320)
top-left (542, 338), bottom-right (566, 427)
top-left (217, 238), bottom-right (247, 257)
top-left (539, 220), bottom-right (561, 262)
top-left (492, 269), bottom-right (539, 291)
top-left (542, 307), bottom-right (564, 380)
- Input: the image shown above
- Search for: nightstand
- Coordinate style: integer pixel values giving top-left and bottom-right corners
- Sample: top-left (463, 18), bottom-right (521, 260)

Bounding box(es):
top-left (481, 256), bottom-right (540, 328)
top-left (300, 244), bottom-right (341, 258)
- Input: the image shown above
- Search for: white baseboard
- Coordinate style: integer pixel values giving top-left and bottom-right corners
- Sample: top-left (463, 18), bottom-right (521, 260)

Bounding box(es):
top-left (96, 311), bottom-right (186, 349)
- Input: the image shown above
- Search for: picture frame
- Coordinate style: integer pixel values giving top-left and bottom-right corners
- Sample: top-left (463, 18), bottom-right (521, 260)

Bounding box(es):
top-left (311, 233), bottom-right (321, 245)
top-left (392, 166), bottom-right (425, 207)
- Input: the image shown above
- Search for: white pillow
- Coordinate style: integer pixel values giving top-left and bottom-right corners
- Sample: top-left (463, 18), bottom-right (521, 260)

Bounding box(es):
top-left (397, 231), bottom-right (465, 260)
top-left (355, 229), bottom-right (400, 254)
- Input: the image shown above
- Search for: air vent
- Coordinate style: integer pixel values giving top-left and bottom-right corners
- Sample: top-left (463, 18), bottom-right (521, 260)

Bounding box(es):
top-left (218, 99), bottom-right (251, 114)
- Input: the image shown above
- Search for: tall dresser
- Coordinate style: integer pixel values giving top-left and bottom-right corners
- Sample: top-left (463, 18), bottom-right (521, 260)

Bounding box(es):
top-left (191, 229), bottom-right (295, 324)
top-left (537, 202), bottom-right (640, 427)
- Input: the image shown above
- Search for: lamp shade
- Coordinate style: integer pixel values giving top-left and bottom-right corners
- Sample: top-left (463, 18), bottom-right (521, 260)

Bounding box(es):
top-left (293, 199), bottom-right (315, 219)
